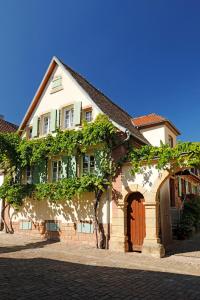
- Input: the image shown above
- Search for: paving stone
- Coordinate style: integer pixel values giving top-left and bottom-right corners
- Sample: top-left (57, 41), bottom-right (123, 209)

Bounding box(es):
top-left (0, 233), bottom-right (200, 299)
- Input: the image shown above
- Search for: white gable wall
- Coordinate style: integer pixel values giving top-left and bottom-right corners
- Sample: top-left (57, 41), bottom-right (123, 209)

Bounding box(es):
top-left (140, 125), bottom-right (165, 147)
top-left (27, 64), bottom-right (101, 127)
top-left (140, 124), bottom-right (177, 147)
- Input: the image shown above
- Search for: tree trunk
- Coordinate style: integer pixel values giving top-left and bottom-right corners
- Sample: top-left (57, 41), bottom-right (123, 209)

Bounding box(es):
top-left (1, 201), bottom-right (14, 234)
top-left (94, 189), bottom-right (106, 249)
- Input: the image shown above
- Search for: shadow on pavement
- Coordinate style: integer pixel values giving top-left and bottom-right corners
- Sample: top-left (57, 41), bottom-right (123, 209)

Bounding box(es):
top-left (0, 256), bottom-right (200, 299)
top-left (166, 233), bottom-right (200, 257)
top-left (0, 239), bottom-right (59, 254)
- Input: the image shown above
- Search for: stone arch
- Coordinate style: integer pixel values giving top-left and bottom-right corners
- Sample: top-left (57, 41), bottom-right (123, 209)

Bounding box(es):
top-left (123, 183), bottom-right (148, 204)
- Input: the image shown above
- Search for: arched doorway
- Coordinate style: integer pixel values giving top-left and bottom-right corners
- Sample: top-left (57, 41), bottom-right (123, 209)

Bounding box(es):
top-left (127, 192), bottom-right (146, 251)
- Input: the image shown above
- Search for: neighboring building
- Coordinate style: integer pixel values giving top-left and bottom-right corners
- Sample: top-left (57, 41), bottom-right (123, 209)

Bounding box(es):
top-left (6, 57), bottom-right (198, 257)
top-left (132, 113), bottom-right (200, 245)
top-left (0, 116), bottom-right (18, 225)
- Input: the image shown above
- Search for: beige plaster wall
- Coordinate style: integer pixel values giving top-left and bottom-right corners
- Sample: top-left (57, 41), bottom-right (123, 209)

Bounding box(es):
top-left (11, 191), bottom-right (109, 225)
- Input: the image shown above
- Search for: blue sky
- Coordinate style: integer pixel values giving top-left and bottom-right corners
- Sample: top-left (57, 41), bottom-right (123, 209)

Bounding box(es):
top-left (0, 0), bottom-right (200, 141)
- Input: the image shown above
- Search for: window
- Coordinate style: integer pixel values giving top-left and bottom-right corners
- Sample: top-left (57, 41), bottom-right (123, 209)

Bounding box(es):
top-left (84, 110), bottom-right (92, 122)
top-left (64, 107), bottom-right (74, 128)
top-left (82, 155), bottom-right (95, 174)
top-left (168, 135), bottom-right (174, 148)
top-left (20, 220), bottom-right (32, 230)
top-left (169, 178), bottom-right (175, 207)
top-left (27, 127), bottom-right (32, 139)
top-left (77, 221), bottom-right (93, 233)
top-left (42, 114), bottom-right (51, 135)
top-left (51, 75), bottom-right (63, 93)
top-left (52, 160), bottom-right (62, 182)
top-left (46, 220), bottom-right (60, 232)
top-left (26, 165), bottom-right (32, 184)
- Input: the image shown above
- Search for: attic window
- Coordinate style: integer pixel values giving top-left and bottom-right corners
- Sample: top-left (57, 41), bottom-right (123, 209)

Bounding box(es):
top-left (168, 135), bottom-right (174, 148)
top-left (51, 75), bottom-right (63, 93)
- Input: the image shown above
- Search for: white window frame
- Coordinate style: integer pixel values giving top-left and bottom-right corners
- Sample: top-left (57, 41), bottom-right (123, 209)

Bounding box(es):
top-left (63, 106), bottom-right (74, 129)
top-left (82, 154), bottom-right (95, 174)
top-left (168, 135), bottom-right (174, 148)
top-left (42, 114), bottom-right (51, 135)
top-left (26, 165), bottom-right (32, 184)
top-left (52, 160), bottom-right (62, 182)
top-left (51, 75), bottom-right (63, 93)
top-left (84, 110), bottom-right (92, 122)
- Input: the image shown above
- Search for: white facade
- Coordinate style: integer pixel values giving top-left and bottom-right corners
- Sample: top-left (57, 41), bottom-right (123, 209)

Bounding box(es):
top-left (28, 64), bottom-right (101, 128)
top-left (141, 124), bottom-right (177, 147)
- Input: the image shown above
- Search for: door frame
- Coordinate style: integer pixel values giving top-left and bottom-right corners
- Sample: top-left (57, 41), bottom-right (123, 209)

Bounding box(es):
top-left (126, 192), bottom-right (146, 252)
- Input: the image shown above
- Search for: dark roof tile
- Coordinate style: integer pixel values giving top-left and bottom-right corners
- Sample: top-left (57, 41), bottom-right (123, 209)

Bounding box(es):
top-left (62, 62), bottom-right (149, 145)
top-left (0, 119), bottom-right (18, 133)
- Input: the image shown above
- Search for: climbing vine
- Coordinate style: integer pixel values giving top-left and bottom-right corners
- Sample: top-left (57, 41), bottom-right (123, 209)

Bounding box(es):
top-left (0, 114), bottom-right (119, 247)
top-left (0, 114), bottom-right (116, 207)
top-left (130, 141), bottom-right (200, 174)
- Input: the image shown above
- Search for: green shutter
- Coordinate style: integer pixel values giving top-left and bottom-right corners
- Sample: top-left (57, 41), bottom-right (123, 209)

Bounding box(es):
top-left (73, 101), bottom-right (82, 126)
top-left (56, 109), bottom-right (60, 129)
top-left (178, 177), bottom-right (182, 197)
top-left (94, 150), bottom-right (104, 177)
top-left (68, 156), bottom-right (77, 178)
top-left (32, 116), bottom-right (39, 138)
top-left (61, 156), bottom-right (76, 178)
top-left (50, 110), bottom-right (57, 132)
top-left (32, 160), bottom-right (47, 184)
top-left (61, 156), bottom-right (69, 178)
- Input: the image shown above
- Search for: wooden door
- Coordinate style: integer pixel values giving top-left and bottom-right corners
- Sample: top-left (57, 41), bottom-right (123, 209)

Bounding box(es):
top-left (127, 192), bottom-right (146, 251)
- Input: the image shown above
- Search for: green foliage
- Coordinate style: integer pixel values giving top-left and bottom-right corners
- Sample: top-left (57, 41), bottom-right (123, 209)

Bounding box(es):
top-left (175, 196), bottom-right (200, 239)
top-left (0, 114), bottom-right (116, 208)
top-left (130, 142), bottom-right (200, 174)
top-left (0, 132), bottom-right (20, 170)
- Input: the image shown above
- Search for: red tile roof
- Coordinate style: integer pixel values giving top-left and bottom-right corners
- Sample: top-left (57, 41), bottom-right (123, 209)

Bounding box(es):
top-left (0, 119), bottom-right (18, 133)
top-left (133, 113), bottom-right (165, 127)
top-left (132, 113), bottom-right (180, 135)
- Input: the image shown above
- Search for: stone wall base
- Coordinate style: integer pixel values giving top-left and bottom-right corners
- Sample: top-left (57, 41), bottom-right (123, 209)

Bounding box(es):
top-left (11, 221), bottom-right (109, 248)
top-left (142, 239), bottom-right (165, 258)
top-left (109, 236), bottom-right (127, 252)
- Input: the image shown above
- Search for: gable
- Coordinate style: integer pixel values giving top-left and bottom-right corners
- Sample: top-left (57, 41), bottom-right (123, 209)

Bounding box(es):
top-left (27, 64), bottom-right (100, 128)
top-left (19, 57), bottom-right (148, 145)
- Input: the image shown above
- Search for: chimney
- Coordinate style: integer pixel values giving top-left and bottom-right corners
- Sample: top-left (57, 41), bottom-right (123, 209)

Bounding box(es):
top-left (0, 115), bottom-right (4, 120)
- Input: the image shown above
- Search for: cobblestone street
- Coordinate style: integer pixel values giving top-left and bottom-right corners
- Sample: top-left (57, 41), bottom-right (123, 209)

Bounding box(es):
top-left (0, 233), bottom-right (200, 299)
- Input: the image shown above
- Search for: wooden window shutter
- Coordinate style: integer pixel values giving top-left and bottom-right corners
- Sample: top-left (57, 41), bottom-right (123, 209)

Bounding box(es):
top-left (32, 160), bottom-right (47, 184)
top-left (56, 109), bottom-right (60, 129)
top-left (32, 116), bottom-right (39, 138)
top-left (178, 177), bottom-right (182, 197)
top-left (50, 110), bottom-right (57, 132)
top-left (185, 181), bottom-right (189, 194)
top-left (61, 156), bottom-right (76, 178)
top-left (68, 156), bottom-right (77, 178)
top-left (73, 101), bottom-right (82, 126)
top-left (61, 156), bottom-right (69, 178)
top-left (94, 150), bottom-right (104, 177)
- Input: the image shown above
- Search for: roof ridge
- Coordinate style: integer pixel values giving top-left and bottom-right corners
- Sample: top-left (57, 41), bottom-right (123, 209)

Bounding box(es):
top-left (133, 113), bottom-right (165, 120)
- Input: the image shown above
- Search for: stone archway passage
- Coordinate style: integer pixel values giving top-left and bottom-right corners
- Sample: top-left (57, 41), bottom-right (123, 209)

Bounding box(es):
top-left (127, 192), bottom-right (146, 251)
